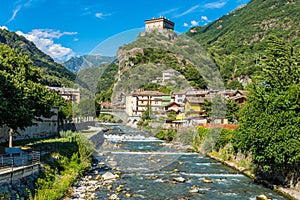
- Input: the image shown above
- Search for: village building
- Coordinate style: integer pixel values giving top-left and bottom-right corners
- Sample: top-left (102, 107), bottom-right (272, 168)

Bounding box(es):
top-left (172, 90), bottom-right (186, 105)
top-left (126, 90), bottom-right (171, 117)
top-left (183, 97), bottom-right (207, 119)
top-left (145, 17), bottom-right (175, 32)
top-left (162, 69), bottom-right (181, 83)
top-left (222, 90), bottom-right (248, 104)
top-left (47, 86), bottom-right (80, 103)
top-left (164, 102), bottom-right (183, 114)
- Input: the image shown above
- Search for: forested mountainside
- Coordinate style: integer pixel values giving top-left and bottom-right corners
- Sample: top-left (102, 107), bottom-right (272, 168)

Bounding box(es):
top-left (62, 55), bottom-right (115, 73)
top-left (0, 29), bottom-right (75, 87)
top-left (187, 0), bottom-right (300, 88)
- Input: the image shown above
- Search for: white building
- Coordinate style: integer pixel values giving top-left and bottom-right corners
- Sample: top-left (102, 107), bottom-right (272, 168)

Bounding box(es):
top-left (47, 86), bottom-right (80, 103)
top-left (172, 91), bottom-right (186, 105)
top-left (126, 90), bottom-right (170, 117)
top-left (162, 69), bottom-right (181, 83)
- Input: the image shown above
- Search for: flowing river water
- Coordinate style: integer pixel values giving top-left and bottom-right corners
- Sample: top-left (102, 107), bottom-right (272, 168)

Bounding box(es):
top-left (75, 124), bottom-right (287, 200)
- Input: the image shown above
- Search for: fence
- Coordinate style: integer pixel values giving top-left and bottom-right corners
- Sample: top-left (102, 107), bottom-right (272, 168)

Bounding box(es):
top-left (0, 151), bottom-right (40, 185)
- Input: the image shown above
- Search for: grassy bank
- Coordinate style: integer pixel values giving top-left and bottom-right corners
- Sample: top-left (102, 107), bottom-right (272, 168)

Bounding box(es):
top-left (15, 131), bottom-right (94, 200)
top-left (33, 131), bottom-right (94, 200)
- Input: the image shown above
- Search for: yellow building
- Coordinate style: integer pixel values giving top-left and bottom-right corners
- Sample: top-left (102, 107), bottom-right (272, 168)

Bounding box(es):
top-left (183, 97), bottom-right (206, 118)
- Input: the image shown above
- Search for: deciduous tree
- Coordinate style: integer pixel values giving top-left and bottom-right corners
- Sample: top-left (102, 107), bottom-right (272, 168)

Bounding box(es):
top-left (0, 44), bottom-right (57, 147)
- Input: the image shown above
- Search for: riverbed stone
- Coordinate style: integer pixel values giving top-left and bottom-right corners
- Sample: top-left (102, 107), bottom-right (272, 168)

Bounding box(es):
top-left (109, 194), bottom-right (119, 200)
top-left (125, 193), bottom-right (131, 198)
top-left (102, 172), bottom-right (117, 181)
top-left (173, 177), bottom-right (186, 183)
top-left (256, 194), bottom-right (269, 200)
top-left (189, 188), bottom-right (199, 193)
top-left (173, 168), bottom-right (180, 173)
top-left (203, 178), bottom-right (213, 183)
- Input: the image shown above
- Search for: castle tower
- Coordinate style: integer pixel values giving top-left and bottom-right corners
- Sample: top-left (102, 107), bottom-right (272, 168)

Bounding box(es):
top-left (144, 17), bottom-right (175, 32)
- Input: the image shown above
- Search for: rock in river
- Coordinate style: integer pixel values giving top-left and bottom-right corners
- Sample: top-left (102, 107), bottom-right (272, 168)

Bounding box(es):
top-left (256, 194), bottom-right (270, 200)
top-left (203, 178), bottom-right (213, 183)
top-left (102, 172), bottom-right (117, 181)
top-left (173, 177), bottom-right (186, 183)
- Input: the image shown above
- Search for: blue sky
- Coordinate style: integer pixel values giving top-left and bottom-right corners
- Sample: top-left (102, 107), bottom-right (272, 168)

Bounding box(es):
top-left (0, 0), bottom-right (250, 60)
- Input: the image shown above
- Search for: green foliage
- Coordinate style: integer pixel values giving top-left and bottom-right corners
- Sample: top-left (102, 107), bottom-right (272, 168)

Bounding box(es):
top-left (202, 98), bottom-right (240, 123)
top-left (76, 99), bottom-right (95, 117)
top-left (0, 29), bottom-right (75, 87)
top-left (233, 37), bottom-right (300, 186)
top-left (0, 44), bottom-right (58, 133)
top-left (121, 45), bottom-right (207, 89)
top-left (188, 0), bottom-right (300, 88)
top-left (141, 83), bottom-right (171, 94)
top-left (141, 107), bottom-right (151, 121)
top-left (202, 99), bottom-right (212, 118)
top-left (214, 129), bottom-right (234, 151)
top-left (226, 80), bottom-right (243, 90)
top-left (95, 63), bottom-right (118, 102)
top-left (197, 126), bottom-right (208, 142)
top-left (155, 129), bottom-right (177, 142)
top-left (34, 132), bottom-right (92, 199)
top-left (97, 114), bottom-right (119, 123)
top-left (226, 99), bottom-right (240, 123)
top-left (166, 110), bottom-right (177, 121)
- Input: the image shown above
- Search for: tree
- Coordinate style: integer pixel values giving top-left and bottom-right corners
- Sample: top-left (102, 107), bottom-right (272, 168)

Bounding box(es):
top-left (0, 44), bottom-right (56, 147)
top-left (233, 36), bottom-right (300, 186)
top-left (225, 99), bottom-right (240, 123)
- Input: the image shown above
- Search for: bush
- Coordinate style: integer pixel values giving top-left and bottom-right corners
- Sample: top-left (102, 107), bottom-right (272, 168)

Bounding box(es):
top-left (214, 129), bottom-right (234, 151)
top-left (34, 132), bottom-right (92, 199)
top-left (155, 129), bottom-right (177, 142)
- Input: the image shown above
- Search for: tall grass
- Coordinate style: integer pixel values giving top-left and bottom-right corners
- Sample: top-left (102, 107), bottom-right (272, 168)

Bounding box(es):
top-left (33, 131), bottom-right (93, 200)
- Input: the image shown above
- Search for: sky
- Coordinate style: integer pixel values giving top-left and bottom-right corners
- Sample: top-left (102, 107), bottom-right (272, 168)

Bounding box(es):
top-left (0, 0), bottom-right (250, 60)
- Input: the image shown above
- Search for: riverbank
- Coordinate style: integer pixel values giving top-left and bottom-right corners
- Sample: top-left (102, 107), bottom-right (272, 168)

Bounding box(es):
top-left (207, 152), bottom-right (300, 200)
top-left (67, 123), bottom-right (289, 199)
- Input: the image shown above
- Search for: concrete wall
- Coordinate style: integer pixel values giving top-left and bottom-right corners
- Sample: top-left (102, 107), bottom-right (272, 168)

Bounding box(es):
top-left (0, 121), bottom-right (58, 144)
top-left (0, 164), bottom-right (40, 186)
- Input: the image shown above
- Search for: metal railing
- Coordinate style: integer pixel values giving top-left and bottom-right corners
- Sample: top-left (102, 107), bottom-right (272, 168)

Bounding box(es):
top-left (0, 151), bottom-right (40, 185)
top-left (0, 151), bottom-right (40, 171)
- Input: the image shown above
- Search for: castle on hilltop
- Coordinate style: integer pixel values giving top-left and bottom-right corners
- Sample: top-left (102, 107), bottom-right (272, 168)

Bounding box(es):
top-left (144, 17), bottom-right (175, 32)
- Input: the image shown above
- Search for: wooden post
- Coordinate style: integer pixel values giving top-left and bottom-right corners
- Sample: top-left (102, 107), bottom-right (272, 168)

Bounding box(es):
top-left (9, 128), bottom-right (13, 148)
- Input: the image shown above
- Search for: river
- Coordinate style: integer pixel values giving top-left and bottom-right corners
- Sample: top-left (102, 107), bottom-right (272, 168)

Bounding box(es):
top-left (73, 124), bottom-right (287, 200)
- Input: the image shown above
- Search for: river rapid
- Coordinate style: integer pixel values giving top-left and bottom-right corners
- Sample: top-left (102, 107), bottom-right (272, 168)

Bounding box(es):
top-left (70, 124), bottom-right (287, 200)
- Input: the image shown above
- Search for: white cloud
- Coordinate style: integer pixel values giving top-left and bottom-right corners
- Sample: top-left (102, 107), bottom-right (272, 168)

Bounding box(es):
top-left (191, 20), bottom-right (198, 26)
top-left (204, 1), bottom-right (227, 9)
top-left (183, 22), bottom-right (189, 27)
top-left (0, 26), bottom-right (8, 30)
top-left (95, 12), bottom-right (112, 19)
top-left (174, 5), bottom-right (200, 18)
top-left (95, 13), bottom-right (104, 18)
top-left (159, 8), bottom-right (178, 16)
top-left (7, 0), bottom-right (36, 22)
top-left (16, 29), bottom-right (77, 60)
top-left (201, 16), bottom-right (209, 21)
top-left (8, 6), bottom-right (21, 22)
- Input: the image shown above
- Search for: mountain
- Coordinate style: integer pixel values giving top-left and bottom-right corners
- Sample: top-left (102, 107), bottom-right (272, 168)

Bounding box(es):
top-left (62, 55), bottom-right (116, 73)
top-left (187, 0), bottom-right (300, 88)
top-left (104, 29), bottom-right (226, 106)
top-left (0, 28), bottom-right (75, 87)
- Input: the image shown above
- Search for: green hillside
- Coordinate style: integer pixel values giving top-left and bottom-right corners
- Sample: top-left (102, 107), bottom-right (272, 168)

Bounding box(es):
top-left (187, 0), bottom-right (300, 88)
top-left (115, 30), bottom-right (224, 93)
top-left (0, 29), bottom-right (75, 87)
